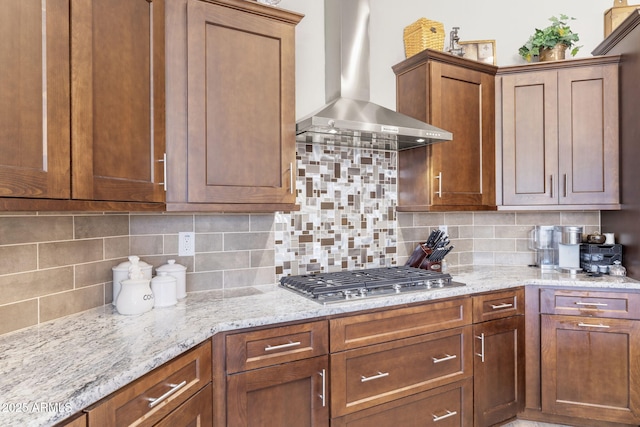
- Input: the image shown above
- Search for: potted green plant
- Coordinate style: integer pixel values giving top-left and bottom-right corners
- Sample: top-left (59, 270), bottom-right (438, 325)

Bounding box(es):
top-left (518, 14), bottom-right (581, 62)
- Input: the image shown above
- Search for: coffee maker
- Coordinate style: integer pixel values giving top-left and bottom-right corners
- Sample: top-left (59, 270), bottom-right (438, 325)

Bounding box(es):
top-left (558, 226), bottom-right (583, 274)
top-left (529, 226), bottom-right (560, 269)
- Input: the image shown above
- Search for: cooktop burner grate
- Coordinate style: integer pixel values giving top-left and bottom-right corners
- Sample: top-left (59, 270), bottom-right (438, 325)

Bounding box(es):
top-left (280, 266), bottom-right (465, 304)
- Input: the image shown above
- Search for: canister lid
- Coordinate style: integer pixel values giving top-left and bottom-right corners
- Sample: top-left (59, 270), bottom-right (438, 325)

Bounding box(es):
top-left (112, 256), bottom-right (153, 272)
top-left (157, 259), bottom-right (187, 273)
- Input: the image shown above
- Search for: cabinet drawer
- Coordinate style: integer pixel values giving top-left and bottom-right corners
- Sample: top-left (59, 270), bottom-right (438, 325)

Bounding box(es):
top-left (331, 325), bottom-right (472, 417)
top-left (473, 288), bottom-right (524, 322)
top-left (330, 297), bottom-right (471, 352)
top-left (540, 288), bottom-right (640, 319)
top-left (225, 320), bottom-right (328, 373)
top-left (86, 340), bottom-right (212, 427)
top-left (332, 378), bottom-right (473, 427)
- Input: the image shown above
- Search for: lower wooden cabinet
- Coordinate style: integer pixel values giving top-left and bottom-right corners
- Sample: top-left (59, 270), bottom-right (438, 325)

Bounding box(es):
top-left (85, 341), bottom-right (212, 427)
top-left (472, 289), bottom-right (525, 427)
top-left (330, 326), bottom-right (472, 417)
top-left (331, 378), bottom-right (473, 427)
top-left (541, 314), bottom-right (640, 425)
top-left (473, 315), bottom-right (525, 427)
top-left (226, 355), bottom-right (329, 427)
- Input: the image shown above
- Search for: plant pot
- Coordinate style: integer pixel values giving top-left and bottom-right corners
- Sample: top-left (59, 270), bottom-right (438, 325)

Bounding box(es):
top-left (539, 43), bottom-right (567, 61)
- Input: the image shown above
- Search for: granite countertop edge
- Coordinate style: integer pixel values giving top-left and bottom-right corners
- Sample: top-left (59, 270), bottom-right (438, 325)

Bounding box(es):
top-left (1, 265), bottom-right (639, 427)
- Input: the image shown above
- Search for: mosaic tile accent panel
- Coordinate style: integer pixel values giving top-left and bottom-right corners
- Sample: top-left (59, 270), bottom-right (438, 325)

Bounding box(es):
top-left (275, 143), bottom-right (398, 276)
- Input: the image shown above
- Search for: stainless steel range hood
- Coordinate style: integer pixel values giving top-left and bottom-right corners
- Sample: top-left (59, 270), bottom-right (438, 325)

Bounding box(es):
top-left (295, 0), bottom-right (452, 151)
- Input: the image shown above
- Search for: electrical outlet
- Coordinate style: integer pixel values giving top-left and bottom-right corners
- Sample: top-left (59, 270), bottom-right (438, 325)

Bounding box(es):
top-left (438, 225), bottom-right (448, 235)
top-left (179, 232), bottom-right (195, 256)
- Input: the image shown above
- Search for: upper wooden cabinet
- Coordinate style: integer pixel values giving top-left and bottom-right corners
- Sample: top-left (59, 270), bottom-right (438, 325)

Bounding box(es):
top-left (0, 0), bottom-right (166, 211)
top-left (164, 0), bottom-right (302, 212)
top-left (0, 0), bottom-right (70, 200)
top-left (497, 56), bottom-right (621, 210)
top-left (393, 49), bottom-right (498, 212)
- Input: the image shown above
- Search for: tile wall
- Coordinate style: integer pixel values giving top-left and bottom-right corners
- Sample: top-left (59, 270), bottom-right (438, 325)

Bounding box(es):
top-left (275, 143), bottom-right (398, 276)
top-left (0, 145), bottom-right (602, 335)
top-left (0, 212), bottom-right (276, 335)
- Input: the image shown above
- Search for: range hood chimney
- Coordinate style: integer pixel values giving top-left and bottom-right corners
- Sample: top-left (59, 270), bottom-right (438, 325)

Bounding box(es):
top-left (295, 0), bottom-right (452, 151)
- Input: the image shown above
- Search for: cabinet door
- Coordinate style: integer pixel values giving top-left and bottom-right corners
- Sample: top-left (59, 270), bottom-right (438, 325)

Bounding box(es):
top-left (541, 314), bottom-right (640, 424)
top-left (226, 355), bottom-right (329, 427)
top-left (474, 316), bottom-right (525, 427)
top-left (185, 0), bottom-right (296, 206)
top-left (429, 61), bottom-right (495, 208)
top-left (0, 0), bottom-right (70, 199)
top-left (71, 0), bottom-right (165, 203)
top-left (501, 70), bottom-right (559, 205)
top-left (558, 64), bottom-right (619, 205)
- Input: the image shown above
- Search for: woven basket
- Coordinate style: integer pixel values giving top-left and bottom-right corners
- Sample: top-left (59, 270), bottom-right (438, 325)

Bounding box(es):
top-left (403, 18), bottom-right (445, 58)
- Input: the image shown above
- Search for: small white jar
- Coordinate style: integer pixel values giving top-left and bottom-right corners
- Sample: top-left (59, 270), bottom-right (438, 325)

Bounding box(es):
top-left (151, 272), bottom-right (178, 308)
top-left (112, 256), bottom-right (153, 305)
top-left (156, 259), bottom-right (187, 299)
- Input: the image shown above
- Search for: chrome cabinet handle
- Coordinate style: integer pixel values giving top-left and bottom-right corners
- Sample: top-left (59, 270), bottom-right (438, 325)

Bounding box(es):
top-left (361, 371), bottom-right (389, 382)
top-left (318, 369), bottom-right (326, 407)
top-left (289, 162), bottom-right (294, 194)
top-left (264, 341), bottom-right (301, 352)
top-left (578, 322), bottom-right (610, 329)
top-left (433, 410), bottom-right (457, 422)
top-left (564, 173), bottom-right (568, 197)
top-left (147, 380), bottom-right (187, 408)
top-left (158, 153), bottom-right (167, 191)
top-left (491, 302), bottom-right (514, 310)
top-left (575, 302), bottom-right (608, 307)
top-left (432, 354), bottom-right (457, 364)
top-left (475, 333), bottom-right (485, 362)
top-left (434, 172), bottom-right (442, 198)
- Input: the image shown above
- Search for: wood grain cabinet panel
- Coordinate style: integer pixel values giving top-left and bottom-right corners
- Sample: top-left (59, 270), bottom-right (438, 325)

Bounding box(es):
top-left (225, 320), bottom-right (329, 374)
top-left (71, 0), bottom-right (165, 203)
top-left (331, 378), bottom-right (473, 427)
top-left (393, 49), bottom-right (497, 212)
top-left (474, 315), bottom-right (525, 427)
top-left (498, 56), bottom-right (620, 210)
top-left (330, 325), bottom-right (473, 417)
top-left (86, 341), bottom-right (212, 427)
top-left (330, 297), bottom-right (471, 352)
top-left (0, 0), bottom-right (166, 210)
top-left (164, 0), bottom-right (302, 212)
top-left (226, 355), bottom-right (329, 427)
top-left (0, 0), bottom-right (70, 199)
top-left (541, 314), bottom-right (640, 425)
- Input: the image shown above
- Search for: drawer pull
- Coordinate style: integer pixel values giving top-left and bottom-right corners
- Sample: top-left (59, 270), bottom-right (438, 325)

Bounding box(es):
top-left (475, 333), bottom-right (485, 363)
top-left (575, 302), bottom-right (608, 307)
top-left (147, 380), bottom-right (187, 408)
top-left (432, 354), bottom-right (457, 364)
top-left (578, 322), bottom-right (610, 329)
top-left (360, 371), bottom-right (389, 382)
top-left (264, 341), bottom-right (301, 352)
top-left (490, 302), bottom-right (513, 310)
top-left (433, 410), bottom-right (457, 422)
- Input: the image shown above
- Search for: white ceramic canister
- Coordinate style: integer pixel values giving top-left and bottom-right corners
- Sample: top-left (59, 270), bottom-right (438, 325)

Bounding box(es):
top-left (151, 272), bottom-right (178, 308)
top-left (112, 256), bottom-right (153, 305)
top-left (116, 278), bottom-right (154, 315)
top-left (156, 259), bottom-right (187, 299)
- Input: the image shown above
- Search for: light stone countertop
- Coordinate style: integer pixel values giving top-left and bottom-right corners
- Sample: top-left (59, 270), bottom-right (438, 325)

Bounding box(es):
top-left (1, 265), bottom-right (639, 427)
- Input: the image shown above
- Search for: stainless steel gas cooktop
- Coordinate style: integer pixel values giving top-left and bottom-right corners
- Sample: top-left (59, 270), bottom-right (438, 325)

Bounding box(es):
top-left (280, 266), bottom-right (465, 304)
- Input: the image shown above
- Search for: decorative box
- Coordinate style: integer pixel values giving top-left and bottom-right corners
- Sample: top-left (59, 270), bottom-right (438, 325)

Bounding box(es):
top-left (605, 0), bottom-right (639, 37)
